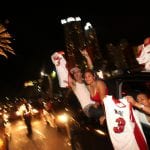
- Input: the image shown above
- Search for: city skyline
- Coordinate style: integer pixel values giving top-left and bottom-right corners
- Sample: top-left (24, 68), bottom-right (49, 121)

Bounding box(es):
top-left (0, 15), bottom-right (150, 97)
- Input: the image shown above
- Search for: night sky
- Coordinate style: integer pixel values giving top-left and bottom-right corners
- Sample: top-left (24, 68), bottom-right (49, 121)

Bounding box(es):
top-left (0, 11), bottom-right (150, 96)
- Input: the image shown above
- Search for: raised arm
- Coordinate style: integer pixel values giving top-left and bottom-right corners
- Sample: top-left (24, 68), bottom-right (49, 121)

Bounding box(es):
top-left (80, 49), bottom-right (93, 70)
top-left (67, 74), bottom-right (76, 89)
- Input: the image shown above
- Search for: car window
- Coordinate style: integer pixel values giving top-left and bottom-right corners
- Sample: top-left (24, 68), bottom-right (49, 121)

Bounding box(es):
top-left (121, 81), bottom-right (150, 98)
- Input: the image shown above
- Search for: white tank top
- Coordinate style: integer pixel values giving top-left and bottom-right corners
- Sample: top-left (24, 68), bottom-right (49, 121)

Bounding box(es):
top-left (103, 95), bottom-right (148, 150)
top-left (73, 82), bottom-right (94, 109)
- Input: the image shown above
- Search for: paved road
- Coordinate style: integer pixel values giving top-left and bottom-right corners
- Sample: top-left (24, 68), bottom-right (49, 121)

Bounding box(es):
top-left (6, 115), bottom-right (114, 150)
top-left (8, 118), bottom-right (71, 150)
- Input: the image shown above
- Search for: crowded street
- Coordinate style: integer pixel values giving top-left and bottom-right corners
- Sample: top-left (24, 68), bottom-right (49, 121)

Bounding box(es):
top-left (4, 110), bottom-right (113, 150)
top-left (8, 118), bottom-right (71, 150)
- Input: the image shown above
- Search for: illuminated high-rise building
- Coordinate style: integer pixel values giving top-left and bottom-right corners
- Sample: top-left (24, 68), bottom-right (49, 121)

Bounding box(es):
top-left (61, 17), bottom-right (106, 72)
top-left (61, 17), bottom-right (86, 71)
top-left (84, 22), bottom-right (106, 71)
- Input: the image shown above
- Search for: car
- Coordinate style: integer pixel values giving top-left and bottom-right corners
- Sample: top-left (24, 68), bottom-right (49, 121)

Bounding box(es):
top-left (51, 90), bottom-right (114, 150)
top-left (68, 70), bottom-right (150, 149)
top-left (52, 71), bottom-right (150, 149)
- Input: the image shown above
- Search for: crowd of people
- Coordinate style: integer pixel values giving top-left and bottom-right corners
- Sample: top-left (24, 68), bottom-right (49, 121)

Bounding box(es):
top-left (51, 45), bottom-right (150, 150)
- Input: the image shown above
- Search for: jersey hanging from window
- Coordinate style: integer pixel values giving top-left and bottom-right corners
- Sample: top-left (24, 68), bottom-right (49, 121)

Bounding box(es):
top-left (103, 95), bottom-right (148, 150)
top-left (51, 51), bottom-right (69, 88)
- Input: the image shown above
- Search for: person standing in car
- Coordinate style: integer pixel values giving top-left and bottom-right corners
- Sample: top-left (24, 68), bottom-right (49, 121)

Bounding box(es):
top-left (51, 48), bottom-right (105, 123)
top-left (83, 69), bottom-right (108, 125)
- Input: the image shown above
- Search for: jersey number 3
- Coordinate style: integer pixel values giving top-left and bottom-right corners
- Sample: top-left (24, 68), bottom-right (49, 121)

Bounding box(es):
top-left (113, 117), bottom-right (126, 133)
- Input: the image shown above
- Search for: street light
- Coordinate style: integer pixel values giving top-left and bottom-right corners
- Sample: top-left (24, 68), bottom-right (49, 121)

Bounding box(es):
top-left (40, 71), bottom-right (53, 99)
top-left (24, 81), bottom-right (34, 87)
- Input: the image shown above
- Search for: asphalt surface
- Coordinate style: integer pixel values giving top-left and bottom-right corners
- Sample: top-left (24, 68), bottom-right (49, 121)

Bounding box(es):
top-left (8, 118), bottom-right (71, 150)
top-left (6, 114), bottom-right (114, 150)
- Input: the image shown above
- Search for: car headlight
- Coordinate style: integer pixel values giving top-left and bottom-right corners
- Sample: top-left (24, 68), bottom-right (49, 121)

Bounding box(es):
top-left (56, 113), bottom-right (70, 124)
top-left (0, 138), bottom-right (4, 149)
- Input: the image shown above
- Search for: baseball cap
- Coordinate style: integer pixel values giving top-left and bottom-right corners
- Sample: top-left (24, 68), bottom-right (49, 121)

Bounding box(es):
top-left (70, 66), bottom-right (81, 74)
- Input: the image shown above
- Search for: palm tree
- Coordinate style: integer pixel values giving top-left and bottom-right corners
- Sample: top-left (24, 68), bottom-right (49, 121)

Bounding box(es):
top-left (0, 23), bottom-right (15, 58)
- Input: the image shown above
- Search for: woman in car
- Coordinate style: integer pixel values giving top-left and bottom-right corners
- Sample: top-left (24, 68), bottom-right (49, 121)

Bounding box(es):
top-left (83, 69), bottom-right (108, 125)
